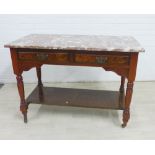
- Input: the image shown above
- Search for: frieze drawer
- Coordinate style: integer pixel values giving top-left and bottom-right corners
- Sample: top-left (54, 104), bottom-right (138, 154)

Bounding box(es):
top-left (75, 54), bottom-right (130, 66)
top-left (18, 52), bottom-right (69, 63)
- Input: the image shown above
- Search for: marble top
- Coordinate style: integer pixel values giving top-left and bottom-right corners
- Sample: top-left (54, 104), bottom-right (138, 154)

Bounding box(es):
top-left (4, 34), bottom-right (145, 52)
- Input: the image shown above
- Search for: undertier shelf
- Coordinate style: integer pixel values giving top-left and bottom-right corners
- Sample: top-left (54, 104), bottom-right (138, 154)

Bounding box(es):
top-left (26, 86), bottom-right (125, 110)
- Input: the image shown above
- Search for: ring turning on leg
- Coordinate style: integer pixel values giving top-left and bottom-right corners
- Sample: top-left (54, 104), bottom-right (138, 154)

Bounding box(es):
top-left (16, 75), bottom-right (28, 123)
top-left (122, 81), bottom-right (133, 128)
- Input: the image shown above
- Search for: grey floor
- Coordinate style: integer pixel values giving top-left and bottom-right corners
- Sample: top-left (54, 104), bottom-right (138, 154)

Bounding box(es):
top-left (0, 82), bottom-right (155, 140)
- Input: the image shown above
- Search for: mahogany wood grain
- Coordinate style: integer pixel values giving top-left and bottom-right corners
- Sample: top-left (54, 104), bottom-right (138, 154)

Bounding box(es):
top-left (122, 81), bottom-right (133, 128)
top-left (122, 53), bottom-right (138, 127)
top-left (26, 86), bottom-right (125, 110)
top-left (16, 75), bottom-right (28, 123)
top-left (9, 48), bottom-right (139, 127)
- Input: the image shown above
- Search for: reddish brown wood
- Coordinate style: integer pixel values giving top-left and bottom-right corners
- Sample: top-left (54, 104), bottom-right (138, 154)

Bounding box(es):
top-left (16, 75), bottom-right (28, 123)
top-left (10, 48), bottom-right (28, 123)
top-left (75, 54), bottom-right (129, 66)
top-left (122, 81), bottom-right (133, 128)
top-left (26, 86), bottom-right (125, 110)
top-left (36, 67), bottom-right (44, 101)
top-left (122, 53), bottom-right (138, 127)
top-left (119, 76), bottom-right (125, 93)
top-left (104, 67), bottom-right (129, 79)
top-left (10, 48), bottom-right (23, 75)
top-left (36, 67), bottom-right (43, 86)
top-left (17, 49), bottom-right (130, 68)
top-left (18, 52), bottom-right (69, 63)
top-left (9, 48), bottom-right (139, 127)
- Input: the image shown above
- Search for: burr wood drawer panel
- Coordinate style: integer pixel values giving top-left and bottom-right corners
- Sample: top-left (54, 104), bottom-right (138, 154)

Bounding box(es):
top-left (75, 54), bottom-right (130, 66)
top-left (18, 52), bottom-right (69, 63)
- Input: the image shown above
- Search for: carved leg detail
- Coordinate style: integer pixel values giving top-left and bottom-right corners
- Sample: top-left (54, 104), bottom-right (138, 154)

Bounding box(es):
top-left (122, 109), bottom-right (130, 128)
top-left (119, 76), bottom-right (125, 93)
top-left (16, 75), bottom-right (28, 123)
top-left (122, 81), bottom-right (134, 128)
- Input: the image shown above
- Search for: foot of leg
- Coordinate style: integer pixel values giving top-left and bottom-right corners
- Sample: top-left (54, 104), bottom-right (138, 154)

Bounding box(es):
top-left (122, 81), bottom-right (133, 128)
top-left (122, 109), bottom-right (130, 128)
top-left (23, 113), bottom-right (27, 123)
top-left (20, 103), bottom-right (28, 123)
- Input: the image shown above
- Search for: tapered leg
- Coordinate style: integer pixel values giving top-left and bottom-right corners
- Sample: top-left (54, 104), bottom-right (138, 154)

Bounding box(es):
top-left (36, 67), bottom-right (44, 101)
top-left (122, 81), bottom-right (134, 128)
top-left (119, 76), bottom-right (125, 93)
top-left (16, 75), bottom-right (28, 123)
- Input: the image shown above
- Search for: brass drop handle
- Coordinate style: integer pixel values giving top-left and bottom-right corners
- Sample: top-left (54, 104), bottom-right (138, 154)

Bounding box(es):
top-left (36, 53), bottom-right (48, 61)
top-left (96, 56), bottom-right (108, 64)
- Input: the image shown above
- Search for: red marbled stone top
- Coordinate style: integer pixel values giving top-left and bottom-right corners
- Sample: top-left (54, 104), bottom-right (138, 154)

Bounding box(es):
top-left (5, 34), bottom-right (145, 52)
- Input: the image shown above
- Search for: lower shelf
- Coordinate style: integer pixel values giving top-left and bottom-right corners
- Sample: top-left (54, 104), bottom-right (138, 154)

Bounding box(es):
top-left (26, 86), bottom-right (125, 110)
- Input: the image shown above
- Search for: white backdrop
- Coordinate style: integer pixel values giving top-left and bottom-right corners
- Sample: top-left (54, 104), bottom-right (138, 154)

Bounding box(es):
top-left (0, 14), bottom-right (154, 83)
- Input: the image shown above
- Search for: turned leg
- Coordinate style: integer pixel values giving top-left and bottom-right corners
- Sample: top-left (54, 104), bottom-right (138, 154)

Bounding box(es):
top-left (119, 76), bottom-right (125, 109)
top-left (119, 76), bottom-right (125, 93)
top-left (36, 67), bottom-right (43, 86)
top-left (16, 75), bottom-right (28, 123)
top-left (36, 67), bottom-right (44, 101)
top-left (122, 81), bottom-right (134, 128)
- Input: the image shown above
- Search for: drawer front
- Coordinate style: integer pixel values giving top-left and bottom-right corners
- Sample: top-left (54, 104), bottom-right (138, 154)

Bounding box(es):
top-left (18, 52), bottom-right (69, 63)
top-left (75, 54), bottom-right (129, 66)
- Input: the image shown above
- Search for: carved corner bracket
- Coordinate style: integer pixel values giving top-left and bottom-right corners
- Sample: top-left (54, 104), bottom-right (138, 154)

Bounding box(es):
top-left (18, 63), bottom-right (43, 75)
top-left (102, 67), bottom-right (129, 79)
